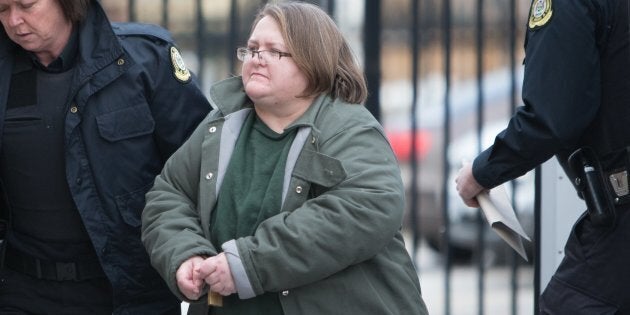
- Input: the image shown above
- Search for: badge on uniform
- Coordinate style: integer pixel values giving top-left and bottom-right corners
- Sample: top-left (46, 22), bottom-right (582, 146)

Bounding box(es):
top-left (528, 0), bottom-right (552, 29)
top-left (170, 46), bottom-right (191, 83)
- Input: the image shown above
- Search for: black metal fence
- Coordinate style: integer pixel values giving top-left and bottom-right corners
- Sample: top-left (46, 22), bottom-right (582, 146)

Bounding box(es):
top-left (104, 0), bottom-right (536, 314)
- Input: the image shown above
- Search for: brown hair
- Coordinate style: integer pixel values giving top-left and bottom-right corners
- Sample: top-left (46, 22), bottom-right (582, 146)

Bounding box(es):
top-left (251, 2), bottom-right (368, 104)
top-left (57, 0), bottom-right (91, 24)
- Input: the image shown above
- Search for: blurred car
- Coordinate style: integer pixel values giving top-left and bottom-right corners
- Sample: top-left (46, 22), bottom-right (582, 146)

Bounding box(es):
top-left (382, 68), bottom-right (532, 264)
top-left (389, 119), bottom-right (534, 264)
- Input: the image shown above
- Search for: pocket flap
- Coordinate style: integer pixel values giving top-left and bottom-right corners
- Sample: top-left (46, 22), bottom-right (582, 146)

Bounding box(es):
top-left (293, 149), bottom-right (346, 188)
top-left (96, 105), bottom-right (155, 142)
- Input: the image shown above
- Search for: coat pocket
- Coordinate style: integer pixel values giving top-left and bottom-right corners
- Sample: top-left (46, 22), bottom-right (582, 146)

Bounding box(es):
top-left (96, 104), bottom-right (155, 142)
top-left (292, 149), bottom-right (346, 188)
top-left (115, 182), bottom-right (154, 227)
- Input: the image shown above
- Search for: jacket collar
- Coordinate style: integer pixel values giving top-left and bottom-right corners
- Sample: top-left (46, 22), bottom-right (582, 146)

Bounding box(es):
top-left (74, 0), bottom-right (125, 80)
top-left (286, 93), bottom-right (329, 129)
top-left (208, 76), bottom-right (253, 115)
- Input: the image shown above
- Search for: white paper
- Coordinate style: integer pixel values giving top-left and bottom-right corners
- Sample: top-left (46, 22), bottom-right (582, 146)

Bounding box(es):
top-left (476, 184), bottom-right (531, 261)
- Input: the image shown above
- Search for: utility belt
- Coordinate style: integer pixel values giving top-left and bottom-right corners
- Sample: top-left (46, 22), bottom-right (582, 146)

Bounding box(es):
top-left (3, 245), bottom-right (106, 281)
top-left (567, 147), bottom-right (630, 227)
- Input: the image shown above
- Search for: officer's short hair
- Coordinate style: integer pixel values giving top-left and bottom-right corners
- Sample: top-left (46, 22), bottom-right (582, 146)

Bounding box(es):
top-left (57, 0), bottom-right (91, 24)
top-left (251, 2), bottom-right (368, 104)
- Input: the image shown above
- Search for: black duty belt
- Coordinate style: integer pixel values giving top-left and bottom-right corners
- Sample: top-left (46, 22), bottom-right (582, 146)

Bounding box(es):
top-left (4, 246), bottom-right (106, 281)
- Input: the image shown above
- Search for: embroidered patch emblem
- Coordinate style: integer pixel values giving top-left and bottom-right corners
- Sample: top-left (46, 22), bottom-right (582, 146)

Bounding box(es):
top-left (528, 0), bottom-right (553, 29)
top-left (170, 46), bottom-right (191, 83)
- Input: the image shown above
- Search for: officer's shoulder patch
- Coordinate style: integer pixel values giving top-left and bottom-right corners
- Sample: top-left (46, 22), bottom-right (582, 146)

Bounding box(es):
top-left (170, 46), bottom-right (191, 84)
top-left (528, 0), bottom-right (553, 29)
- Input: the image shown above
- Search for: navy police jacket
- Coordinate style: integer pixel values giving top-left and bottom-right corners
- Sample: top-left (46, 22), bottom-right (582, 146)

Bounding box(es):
top-left (473, 0), bottom-right (630, 188)
top-left (0, 1), bottom-right (210, 314)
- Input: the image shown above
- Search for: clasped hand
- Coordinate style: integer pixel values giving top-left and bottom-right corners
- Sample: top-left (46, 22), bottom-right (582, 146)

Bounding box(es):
top-left (175, 252), bottom-right (237, 300)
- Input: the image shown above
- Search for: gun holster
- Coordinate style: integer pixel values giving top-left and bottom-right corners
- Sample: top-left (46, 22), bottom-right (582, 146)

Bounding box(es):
top-left (567, 147), bottom-right (616, 227)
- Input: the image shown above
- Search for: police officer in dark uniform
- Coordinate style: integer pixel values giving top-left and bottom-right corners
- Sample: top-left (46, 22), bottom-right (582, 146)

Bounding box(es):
top-left (455, 0), bottom-right (630, 313)
top-left (0, 0), bottom-right (210, 314)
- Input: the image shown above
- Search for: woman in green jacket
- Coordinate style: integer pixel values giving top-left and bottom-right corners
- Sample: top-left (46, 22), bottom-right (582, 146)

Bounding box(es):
top-left (141, 3), bottom-right (428, 315)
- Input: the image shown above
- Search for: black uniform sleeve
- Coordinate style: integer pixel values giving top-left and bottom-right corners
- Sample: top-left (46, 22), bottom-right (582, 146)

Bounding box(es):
top-left (146, 45), bottom-right (210, 160)
top-left (114, 23), bottom-right (211, 161)
top-left (473, 0), bottom-right (602, 188)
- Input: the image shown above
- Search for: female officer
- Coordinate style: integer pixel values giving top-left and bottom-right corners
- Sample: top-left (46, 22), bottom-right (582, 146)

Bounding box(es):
top-left (0, 0), bottom-right (209, 313)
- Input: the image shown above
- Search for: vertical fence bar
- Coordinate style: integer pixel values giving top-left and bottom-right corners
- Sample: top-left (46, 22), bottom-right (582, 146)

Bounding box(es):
top-left (326, 0), bottom-right (335, 16)
top-left (195, 0), bottom-right (205, 83)
top-left (228, 0), bottom-right (239, 75)
top-left (363, 0), bottom-right (381, 121)
top-left (161, 0), bottom-right (169, 28)
top-left (509, 201), bottom-right (520, 315)
top-left (128, 0), bottom-right (136, 22)
top-left (409, 0), bottom-right (421, 267)
top-left (441, 0), bottom-right (452, 313)
top-left (534, 167), bottom-right (542, 315)
top-left (508, 2), bottom-right (520, 315)
top-left (474, 0), bottom-right (486, 314)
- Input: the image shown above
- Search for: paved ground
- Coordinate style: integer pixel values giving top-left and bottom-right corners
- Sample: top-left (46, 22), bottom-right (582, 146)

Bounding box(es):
top-left (413, 238), bottom-right (535, 315)
top-left (417, 259), bottom-right (534, 315)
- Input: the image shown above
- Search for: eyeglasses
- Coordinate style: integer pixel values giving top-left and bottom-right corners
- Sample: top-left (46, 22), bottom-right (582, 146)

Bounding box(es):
top-left (236, 47), bottom-right (292, 63)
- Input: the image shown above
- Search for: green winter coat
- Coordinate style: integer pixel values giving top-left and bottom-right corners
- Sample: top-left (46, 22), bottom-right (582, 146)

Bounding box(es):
top-left (141, 76), bottom-right (429, 315)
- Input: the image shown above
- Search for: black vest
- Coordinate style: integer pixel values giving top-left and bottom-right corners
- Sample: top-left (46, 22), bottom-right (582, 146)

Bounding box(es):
top-left (1, 48), bottom-right (96, 261)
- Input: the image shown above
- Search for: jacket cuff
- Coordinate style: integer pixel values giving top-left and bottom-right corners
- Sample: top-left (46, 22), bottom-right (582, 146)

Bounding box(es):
top-left (473, 147), bottom-right (499, 189)
top-left (222, 240), bottom-right (256, 299)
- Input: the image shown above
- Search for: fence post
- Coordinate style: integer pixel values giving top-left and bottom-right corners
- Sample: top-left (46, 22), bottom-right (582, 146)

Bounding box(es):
top-left (363, 0), bottom-right (381, 121)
